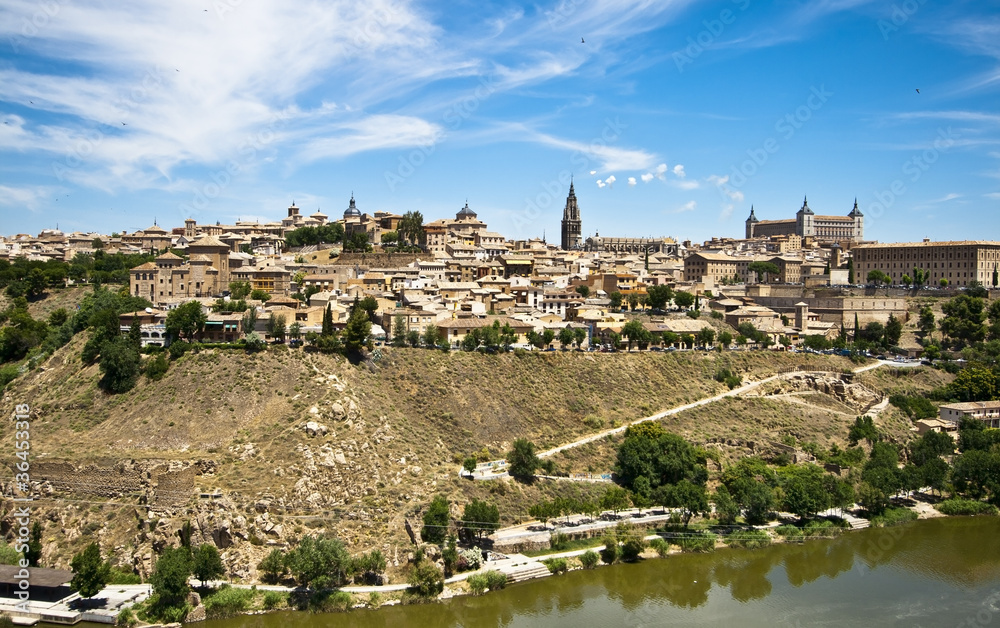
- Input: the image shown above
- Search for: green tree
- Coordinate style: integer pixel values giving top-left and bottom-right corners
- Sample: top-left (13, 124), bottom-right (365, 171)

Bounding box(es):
top-left (165, 301), bottom-right (206, 341)
top-left (250, 289), bottom-right (272, 302)
top-left (615, 423), bottom-right (707, 491)
top-left (241, 307), bottom-right (257, 335)
top-left (646, 284), bottom-right (674, 310)
top-left (257, 549), bottom-right (287, 584)
top-left (673, 290), bottom-right (695, 309)
top-left (696, 327), bottom-right (716, 348)
top-left (609, 291), bottom-right (623, 311)
top-left (654, 480), bottom-right (708, 526)
top-left (599, 485), bottom-right (632, 515)
top-left (407, 560), bottom-right (443, 598)
top-left (884, 314), bottom-right (903, 347)
top-left (99, 336), bottom-right (141, 393)
top-left (542, 329), bottom-right (556, 347)
top-left (748, 261), bottom-right (780, 283)
top-left (192, 544), bottom-right (225, 585)
top-left (392, 315), bottom-right (407, 347)
top-left (621, 319), bottom-right (649, 351)
top-left (358, 296), bottom-right (379, 320)
top-left (940, 278), bottom-right (949, 288)
top-left (266, 313), bottom-right (287, 343)
top-left (713, 485), bottom-right (740, 524)
top-left (848, 415), bottom-right (880, 446)
top-left (421, 495), bottom-right (450, 545)
top-left (718, 330), bottom-right (733, 348)
top-left (778, 464), bottom-right (829, 519)
top-left (285, 535), bottom-right (353, 589)
top-left (149, 546), bottom-right (192, 608)
top-left (940, 294), bottom-right (987, 347)
top-left (321, 303), bottom-right (335, 337)
top-left (918, 306), bottom-right (936, 339)
top-left (398, 211), bottom-right (425, 247)
top-left (229, 281), bottom-right (252, 300)
top-left (461, 499), bottom-right (500, 542)
top-left (558, 326), bottom-right (575, 349)
top-left (288, 321), bottom-right (302, 343)
top-left (423, 324), bottom-right (441, 348)
top-left (70, 542), bottom-right (111, 599)
top-left (575, 285), bottom-right (590, 298)
top-left (408, 329), bottom-right (422, 348)
top-left (381, 231), bottom-right (399, 244)
top-left (573, 326), bottom-right (588, 348)
top-left (507, 439), bottom-right (540, 482)
top-left (343, 304), bottom-right (372, 354)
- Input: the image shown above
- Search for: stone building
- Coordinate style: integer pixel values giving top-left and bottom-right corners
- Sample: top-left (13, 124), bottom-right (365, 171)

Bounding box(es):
top-left (852, 240), bottom-right (1000, 288)
top-left (129, 235), bottom-right (231, 304)
top-left (746, 197), bottom-right (864, 242)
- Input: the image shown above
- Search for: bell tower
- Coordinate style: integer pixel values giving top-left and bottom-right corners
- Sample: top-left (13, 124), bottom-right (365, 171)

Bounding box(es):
top-left (560, 179), bottom-right (582, 250)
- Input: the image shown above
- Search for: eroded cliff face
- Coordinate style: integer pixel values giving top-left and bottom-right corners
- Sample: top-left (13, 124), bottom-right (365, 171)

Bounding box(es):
top-left (747, 372), bottom-right (882, 412)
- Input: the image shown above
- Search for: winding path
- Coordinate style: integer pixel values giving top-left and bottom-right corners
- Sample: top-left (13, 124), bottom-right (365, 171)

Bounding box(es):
top-left (463, 359), bottom-right (921, 480)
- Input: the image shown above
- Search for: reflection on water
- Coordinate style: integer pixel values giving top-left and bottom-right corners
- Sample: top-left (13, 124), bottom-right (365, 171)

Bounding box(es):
top-left (202, 517), bottom-right (1000, 628)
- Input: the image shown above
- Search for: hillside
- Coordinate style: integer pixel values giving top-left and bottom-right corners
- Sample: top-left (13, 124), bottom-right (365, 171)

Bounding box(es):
top-left (0, 317), bottom-right (948, 583)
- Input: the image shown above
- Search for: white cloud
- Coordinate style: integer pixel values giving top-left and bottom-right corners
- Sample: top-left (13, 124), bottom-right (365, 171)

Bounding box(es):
top-left (640, 173), bottom-right (654, 183)
top-left (298, 115), bottom-right (443, 162)
top-left (596, 179), bottom-right (605, 188)
top-left (605, 175), bottom-right (616, 187)
top-left (654, 163), bottom-right (668, 179)
top-left (984, 192), bottom-right (1000, 199)
top-left (590, 170), bottom-right (597, 175)
top-left (0, 185), bottom-right (54, 210)
top-left (671, 179), bottom-right (700, 190)
top-left (671, 200), bottom-right (696, 213)
top-left (927, 193), bottom-right (962, 203)
top-left (530, 131), bottom-right (658, 171)
top-left (627, 177), bottom-right (637, 186)
top-left (673, 164), bottom-right (686, 178)
top-left (708, 174), bottom-right (744, 203)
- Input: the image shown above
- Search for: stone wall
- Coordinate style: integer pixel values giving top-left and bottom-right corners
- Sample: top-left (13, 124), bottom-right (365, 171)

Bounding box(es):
top-left (335, 252), bottom-right (431, 269)
top-left (27, 459), bottom-right (199, 505)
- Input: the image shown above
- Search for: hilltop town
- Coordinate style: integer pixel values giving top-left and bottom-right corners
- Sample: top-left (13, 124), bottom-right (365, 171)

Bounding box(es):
top-left (4, 187), bottom-right (997, 355)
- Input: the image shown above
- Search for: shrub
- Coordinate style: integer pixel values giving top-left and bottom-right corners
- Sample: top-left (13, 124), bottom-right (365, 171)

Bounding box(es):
top-left (774, 525), bottom-right (803, 539)
top-left (467, 573), bottom-right (489, 595)
top-left (579, 550), bottom-right (599, 569)
top-left (485, 570), bottom-right (508, 591)
top-left (870, 507), bottom-right (918, 528)
top-left (542, 558), bottom-right (568, 574)
top-left (262, 590), bottom-right (287, 610)
top-left (935, 499), bottom-right (999, 516)
top-left (407, 560), bottom-right (444, 599)
top-left (204, 586), bottom-right (255, 619)
top-left (648, 538), bottom-right (670, 557)
top-left (144, 353), bottom-right (169, 380)
top-left (724, 529), bottom-right (771, 550)
top-left (116, 609), bottom-right (137, 628)
top-left (308, 590), bottom-right (352, 613)
top-left (674, 532), bottom-right (716, 553)
top-left (599, 537), bottom-right (619, 564)
top-left (107, 567), bottom-right (142, 584)
top-left (802, 519), bottom-right (842, 538)
top-left (550, 533), bottom-right (570, 551)
top-left (459, 547), bottom-right (482, 571)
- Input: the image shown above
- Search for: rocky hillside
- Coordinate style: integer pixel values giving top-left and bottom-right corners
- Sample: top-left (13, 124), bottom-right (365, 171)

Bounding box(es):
top-left (1, 336), bottom-right (916, 582)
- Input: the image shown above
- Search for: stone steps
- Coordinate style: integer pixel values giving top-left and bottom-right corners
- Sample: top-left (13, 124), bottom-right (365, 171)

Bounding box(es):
top-left (502, 562), bottom-right (552, 584)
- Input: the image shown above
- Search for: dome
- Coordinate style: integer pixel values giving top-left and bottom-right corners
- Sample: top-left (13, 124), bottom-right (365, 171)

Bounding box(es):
top-left (456, 201), bottom-right (476, 219)
top-left (344, 195), bottom-right (361, 219)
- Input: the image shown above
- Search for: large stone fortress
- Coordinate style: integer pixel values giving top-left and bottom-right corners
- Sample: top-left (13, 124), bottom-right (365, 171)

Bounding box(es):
top-left (746, 197), bottom-right (864, 242)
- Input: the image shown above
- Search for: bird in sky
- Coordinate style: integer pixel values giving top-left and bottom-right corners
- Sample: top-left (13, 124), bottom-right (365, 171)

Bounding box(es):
top-left (581, 37), bottom-right (585, 43)
top-left (915, 88), bottom-right (920, 93)
top-left (122, 122), bottom-right (127, 125)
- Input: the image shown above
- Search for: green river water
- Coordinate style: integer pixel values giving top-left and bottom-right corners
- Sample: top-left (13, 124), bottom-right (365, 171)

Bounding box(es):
top-left (202, 517), bottom-right (1000, 628)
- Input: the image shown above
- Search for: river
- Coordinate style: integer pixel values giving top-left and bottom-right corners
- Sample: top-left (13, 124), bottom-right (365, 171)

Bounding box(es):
top-left (202, 517), bottom-right (1000, 628)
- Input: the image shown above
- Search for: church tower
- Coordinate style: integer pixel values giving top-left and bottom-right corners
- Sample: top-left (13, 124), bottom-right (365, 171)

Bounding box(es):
top-left (561, 180), bottom-right (582, 250)
top-left (745, 206), bottom-right (759, 239)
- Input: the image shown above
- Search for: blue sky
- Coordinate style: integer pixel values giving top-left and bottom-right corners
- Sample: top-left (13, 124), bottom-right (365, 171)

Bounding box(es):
top-left (1, 0), bottom-right (998, 244)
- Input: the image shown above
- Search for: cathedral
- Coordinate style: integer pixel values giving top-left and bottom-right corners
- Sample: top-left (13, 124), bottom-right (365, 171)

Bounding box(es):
top-left (560, 181), bottom-right (582, 250)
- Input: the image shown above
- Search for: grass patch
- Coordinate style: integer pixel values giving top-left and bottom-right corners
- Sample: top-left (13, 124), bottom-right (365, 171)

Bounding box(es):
top-left (523, 537), bottom-right (603, 557)
top-left (935, 499), bottom-right (999, 516)
top-left (870, 507), bottom-right (918, 528)
top-left (671, 531), bottom-right (716, 553)
top-left (203, 586), bottom-right (255, 619)
top-left (724, 529), bottom-right (771, 549)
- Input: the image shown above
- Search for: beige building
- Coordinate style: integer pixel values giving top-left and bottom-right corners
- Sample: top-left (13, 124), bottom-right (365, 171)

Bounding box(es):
top-left (939, 401), bottom-right (1000, 429)
top-left (852, 240), bottom-right (1000, 288)
top-left (130, 235), bottom-right (231, 304)
top-left (745, 198), bottom-right (864, 243)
